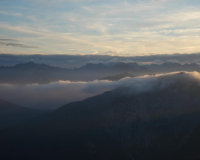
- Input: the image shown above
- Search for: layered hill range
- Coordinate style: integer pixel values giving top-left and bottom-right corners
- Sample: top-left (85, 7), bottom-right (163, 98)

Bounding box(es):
top-left (1, 61), bottom-right (199, 84)
top-left (1, 72), bottom-right (200, 159)
top-left (0, 61), bottom-right (151, 84)
top-left (144, 62), bottom-right (200, 73)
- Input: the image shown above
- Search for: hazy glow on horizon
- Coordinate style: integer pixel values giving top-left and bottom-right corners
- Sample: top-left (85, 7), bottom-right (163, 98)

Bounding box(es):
top-left (1, 0), bottom-right (200, 56)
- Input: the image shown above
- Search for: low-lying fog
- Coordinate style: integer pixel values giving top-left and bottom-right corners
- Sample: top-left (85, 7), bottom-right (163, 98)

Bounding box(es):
top-left (1, 71), bottom-right (200, 110)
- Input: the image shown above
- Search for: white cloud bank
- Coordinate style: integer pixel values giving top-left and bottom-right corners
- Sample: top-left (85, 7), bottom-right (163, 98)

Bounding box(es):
top-left (0, 71), bottom-right (200, 110)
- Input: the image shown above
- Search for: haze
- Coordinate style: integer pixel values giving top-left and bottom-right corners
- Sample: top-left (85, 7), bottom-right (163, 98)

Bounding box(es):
top-left (2, 1), bottom-right (200, 160)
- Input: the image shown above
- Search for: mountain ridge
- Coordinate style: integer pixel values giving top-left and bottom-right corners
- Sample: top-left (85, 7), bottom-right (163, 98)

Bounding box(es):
top-left (0, 98), bottom-right (50, 129)
top-left (1, 72), bottom-right (200, 159)
top-left (0, 61), bottom-right (153, 84)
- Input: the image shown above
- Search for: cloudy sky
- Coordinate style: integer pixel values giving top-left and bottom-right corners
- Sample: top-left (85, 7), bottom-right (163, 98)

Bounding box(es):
top-left (1, 0), bottom-right (200, 56)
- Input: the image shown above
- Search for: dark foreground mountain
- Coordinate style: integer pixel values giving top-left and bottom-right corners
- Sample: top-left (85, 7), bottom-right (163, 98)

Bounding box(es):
top-left (0, 98), bottom-right (50, 129)
top-left (1, 72), bottom-right (200, 159)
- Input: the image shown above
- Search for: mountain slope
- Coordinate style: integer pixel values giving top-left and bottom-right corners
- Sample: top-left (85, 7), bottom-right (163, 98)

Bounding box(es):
top-left (0, 98), bottom-right (50, 129)
top-left (1, 72), bottom-right (200, 159)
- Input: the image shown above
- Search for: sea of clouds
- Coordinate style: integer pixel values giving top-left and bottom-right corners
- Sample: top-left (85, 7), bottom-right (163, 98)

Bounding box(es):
top-left (1, 71), bottom-right (200, 110)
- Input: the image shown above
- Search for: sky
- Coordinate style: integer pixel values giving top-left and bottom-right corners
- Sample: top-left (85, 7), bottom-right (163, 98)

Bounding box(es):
top-left (1, 0), bottom-right (200, 56)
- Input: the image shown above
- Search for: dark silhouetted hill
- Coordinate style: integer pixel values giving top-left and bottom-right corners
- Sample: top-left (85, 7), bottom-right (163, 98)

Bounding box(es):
top-left (0, 98), bottom-right (50, 129)
top-left (1, 72), bottom-right (200, 159)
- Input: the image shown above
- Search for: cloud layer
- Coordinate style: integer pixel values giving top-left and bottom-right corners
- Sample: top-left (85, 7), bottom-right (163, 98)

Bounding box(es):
top-left (0, 71), bottom-right (200, 110)
top-left (0, 39), bottom-right (39, 48)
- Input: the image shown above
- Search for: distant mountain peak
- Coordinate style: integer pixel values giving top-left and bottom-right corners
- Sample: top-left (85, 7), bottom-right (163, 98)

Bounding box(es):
top-left (27, 61), bottom-right (35, 64)
top-left (111, 63), bottom-right (134, 70)
top-left (15, 61), bottom-right (38, 67)
top-left (13, 61), bottom-right (58, 70)
top-left (80, 63), bottom-right (108, 70)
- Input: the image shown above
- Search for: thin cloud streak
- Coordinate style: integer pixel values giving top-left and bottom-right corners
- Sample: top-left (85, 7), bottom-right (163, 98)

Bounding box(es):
top-left (0, 42), bottom-right (39, 48)
top-left (0, 39), bottom-right (19, 41)
top-left (0, 39), bottom-right (39, 48)
top-left (1, 0), bottom-right (200, 55)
